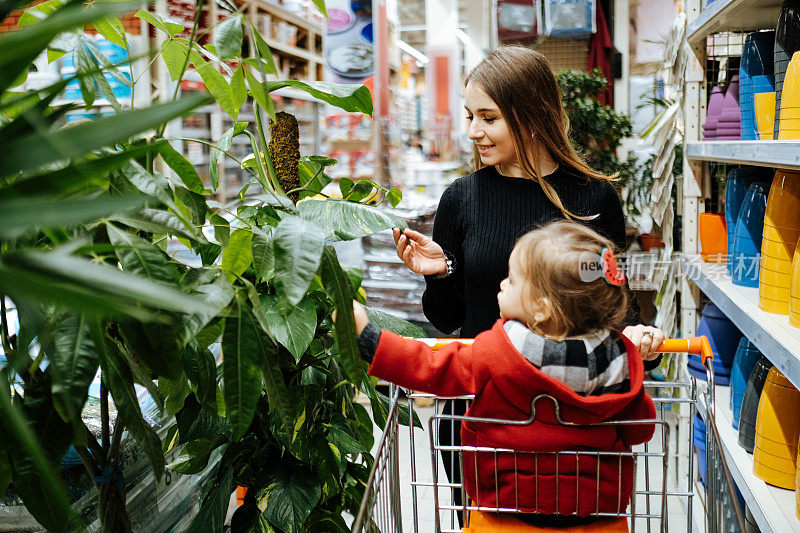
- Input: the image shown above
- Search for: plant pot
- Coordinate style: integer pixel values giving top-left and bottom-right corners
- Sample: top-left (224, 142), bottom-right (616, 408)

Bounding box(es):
top-left (699, 213), bottom-right (727, 262)
top-left (739, 357), bottom-right (774, 453)
top-left (731, 339), bottom-right (763, 430)
top-left (639, 233), bottom-right (664, 251)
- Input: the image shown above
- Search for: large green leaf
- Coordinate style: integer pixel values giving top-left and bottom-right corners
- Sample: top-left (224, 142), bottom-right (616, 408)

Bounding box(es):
top-left (267, 80), bottom-right (372, 115)
top-left (135, 9), bottom-right (184, 35)
top-left (92, 15), bottom-right (127, 48)
top-left (107, 222), bottom-right (180, 284)
top-left (221, 228), bottom-right (253, 282)
top-left (365, 307), bottom-right (426, 337)
top-left (0, 0), bottom-right (134, 95)
top-left (243, 65), bottom-right (275, 120)
top-left (160, 38), bottom-right (189, 82)
top-left (0, 374), bottom-right (77, 532)
top-left (222, 301), bottom-right (263, 440)
top-left (0, 250), bottom-right (215, 321)
top-left (0, 94), bottom-right (211, 176)
top-left (75, 39), bottom-right (96, 107)
top-left (298, 156), bottom-right (335, 199)
top-left (272, 216), bottom-right (325, 313)
top-left (297, 198), bottom-right (407, 241)
top-left (112, 207), bottom-right (205, 243)
top-left (259, 294), bottom-right (316, 361)
top-left (176, 394), bottom-right (229, 443)
top-left (181, 343), bottom-right (219, 414)
top-left (118, 320), bottom-right (182, 380)
top-left (231, 64), bottom-right (247, 115)
top-left (214, 14), bottom-right (243, 60)
top-left (111, 337), bottom-right (165, 411)
top-left (94, 320), bottom-right (165, 479)
top-left (168, 436), bottom-right (225, 474)
top-left (176, 276), bottom-right (234, 346)
top-left (251, 226), bottom-right (274, 281)
top-left (189, 50), bottom-right (237, 119)
top-left (20, 373), bottom-right (75, 466)
top-left (185, 466), bottom-right (233, 533)
top-left (158, 142), bottom-right (205, 194)
top-left (174, 185), bottom-right (208, 226)
top-left (0, 195), bottom-right (146, 239)
top-left (6, 142), bottom-right (163, 198)
top-left (319, 246), bottom-right (363, 387)
top-left (258, 466), bottom-right (322, 533)
top-left (254, 320), bottom-right (292, 434)
top-left (49, 313), bottom-right (99, 422)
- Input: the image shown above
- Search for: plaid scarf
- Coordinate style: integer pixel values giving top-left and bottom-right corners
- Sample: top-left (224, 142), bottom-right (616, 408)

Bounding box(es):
top-left (503, 320), bottom-right (630, 396)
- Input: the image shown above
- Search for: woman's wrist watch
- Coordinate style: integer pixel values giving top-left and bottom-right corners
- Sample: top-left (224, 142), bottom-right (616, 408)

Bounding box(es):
top-left (434, 253), bottom-right (455, 279)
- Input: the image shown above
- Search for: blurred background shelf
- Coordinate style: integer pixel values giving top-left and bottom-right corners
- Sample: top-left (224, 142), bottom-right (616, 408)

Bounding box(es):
top-left (685, 141), bottom-right (800, 170)
top-left (687, 0), bottom-right (785, 51)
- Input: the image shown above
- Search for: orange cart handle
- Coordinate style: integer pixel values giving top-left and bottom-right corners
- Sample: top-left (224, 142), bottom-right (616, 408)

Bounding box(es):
top-left (656, 336), bottom-right (713, 364)
top-left (415, 336), bottom-right (713, 365)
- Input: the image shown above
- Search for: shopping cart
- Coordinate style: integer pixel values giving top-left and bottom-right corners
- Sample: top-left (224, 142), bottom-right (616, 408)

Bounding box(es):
top-left (351, 337), bottom-right (746, 533)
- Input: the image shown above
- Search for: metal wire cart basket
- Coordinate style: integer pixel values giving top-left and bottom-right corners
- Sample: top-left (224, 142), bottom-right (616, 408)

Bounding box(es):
top-left (351, 337), bottom-right (746, 533)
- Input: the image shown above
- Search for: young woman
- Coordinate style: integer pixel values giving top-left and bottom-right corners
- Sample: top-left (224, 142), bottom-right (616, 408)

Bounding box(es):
top-left (393, 45), bottom-right (664, 356)
top-left (391, 46), bottom-right (665, 522)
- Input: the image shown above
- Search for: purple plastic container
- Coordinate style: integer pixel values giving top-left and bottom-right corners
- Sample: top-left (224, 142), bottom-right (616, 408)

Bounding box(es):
top-left (718, 76), bottom-right (742, 139)
top-left (704, 85), bottom-right (726, 139)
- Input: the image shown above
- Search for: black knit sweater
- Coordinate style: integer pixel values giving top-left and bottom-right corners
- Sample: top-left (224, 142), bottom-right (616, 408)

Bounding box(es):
top-left (422, 164), bottom-right (642, 338)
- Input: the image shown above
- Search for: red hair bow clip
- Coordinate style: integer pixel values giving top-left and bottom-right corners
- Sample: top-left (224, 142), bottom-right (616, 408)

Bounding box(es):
top-left (601, 248), bottom-right (625, 287)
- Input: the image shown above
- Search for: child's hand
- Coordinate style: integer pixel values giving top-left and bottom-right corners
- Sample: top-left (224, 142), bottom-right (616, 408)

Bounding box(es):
top-left (332, 301), bottom-right (370, 335)
top-left (353, 301), bottom-right (369, 335)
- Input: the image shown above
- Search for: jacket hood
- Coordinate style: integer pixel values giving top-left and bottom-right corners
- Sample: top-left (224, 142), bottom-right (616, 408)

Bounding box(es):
top-left (475, 320), bottom-right (646, 424)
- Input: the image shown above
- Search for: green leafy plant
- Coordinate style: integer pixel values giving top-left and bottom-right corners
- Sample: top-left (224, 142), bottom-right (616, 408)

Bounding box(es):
top-left (0, 0), bottom-right (415, 531)
top-left (556, 69), bottom-right (639, 209)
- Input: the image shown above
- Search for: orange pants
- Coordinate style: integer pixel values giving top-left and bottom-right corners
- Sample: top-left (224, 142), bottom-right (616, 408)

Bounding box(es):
top-left (462, 510), bottom-right (629, 532)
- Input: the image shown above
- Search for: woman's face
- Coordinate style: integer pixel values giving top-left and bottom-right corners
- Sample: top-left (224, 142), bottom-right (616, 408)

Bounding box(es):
top-left (464, 81), bottom-right (518, 169)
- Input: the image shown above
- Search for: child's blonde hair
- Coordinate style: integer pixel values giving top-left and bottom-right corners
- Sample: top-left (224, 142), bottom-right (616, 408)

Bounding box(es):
top-left (514, 221), bottom-right (629, 338)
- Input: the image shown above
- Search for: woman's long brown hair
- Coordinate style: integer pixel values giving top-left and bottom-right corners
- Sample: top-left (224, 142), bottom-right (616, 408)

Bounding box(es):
top-left (465, 46), bottom-right (615, 220)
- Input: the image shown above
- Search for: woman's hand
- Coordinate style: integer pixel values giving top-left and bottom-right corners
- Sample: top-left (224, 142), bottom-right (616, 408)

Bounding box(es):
top-left (393, 228), bottom-right (447, 276)
top-left (623, 325), bottom-right (666, 361)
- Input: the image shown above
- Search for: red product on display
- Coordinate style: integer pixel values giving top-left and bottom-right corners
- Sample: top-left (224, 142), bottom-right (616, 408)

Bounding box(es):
top-left (497, 0), bottom-right (540, 42)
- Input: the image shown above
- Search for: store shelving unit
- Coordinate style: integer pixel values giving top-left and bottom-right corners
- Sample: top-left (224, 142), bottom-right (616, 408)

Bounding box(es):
top-left (686, 140), bottom-right (800, 169)
top-left (686, 0), bottom-right (784, 51)
top-left (686, 262), bottom-right (800, 391)
top-left (250, 0), bottom-right (324, 81)
top-left (683, 1), bottom-right (800, 531)
top-left (710, 386), bottom-right (800, 532)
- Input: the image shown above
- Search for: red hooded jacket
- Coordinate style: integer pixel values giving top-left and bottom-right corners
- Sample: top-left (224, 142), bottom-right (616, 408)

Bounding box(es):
top-left (367, 319), bottom-right (656, 516)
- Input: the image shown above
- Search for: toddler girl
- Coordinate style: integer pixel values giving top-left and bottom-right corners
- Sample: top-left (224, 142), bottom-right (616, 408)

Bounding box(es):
top-left (352, 220), bottom-right (656, 522)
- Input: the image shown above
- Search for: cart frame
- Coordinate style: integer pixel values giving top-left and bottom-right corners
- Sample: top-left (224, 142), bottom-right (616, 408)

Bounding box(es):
top-left (351, 337), bottom-right (746, 533)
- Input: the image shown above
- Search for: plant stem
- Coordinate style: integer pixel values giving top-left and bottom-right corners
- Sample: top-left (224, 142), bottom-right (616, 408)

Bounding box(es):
top-left (0, 296), bottom-right (11, 358)
top-left (75, 445), bottom-right (99, 477)
top-left (175, 137), bottom-right (248, 168)
top-left (107, 418), bottom-right (124, 462)
top-left (156, 0), bottom-right (205, 138)
top-left (101, 380), bottom-right (110, 451)
top-left (85, 426), bottom-right (108, 466)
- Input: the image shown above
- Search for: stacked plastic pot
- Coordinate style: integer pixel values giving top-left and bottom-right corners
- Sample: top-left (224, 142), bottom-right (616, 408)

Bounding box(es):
top-left (759, 170), bottom-right (800, 314)
top-left (688, 302), bottom-right (743, 385)
top-left (731, 339), bottom-right (764, 431)
top-left (775, 1), bottom-right (800, 138)
top-left (740, 31), bottom-right (775, 140)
